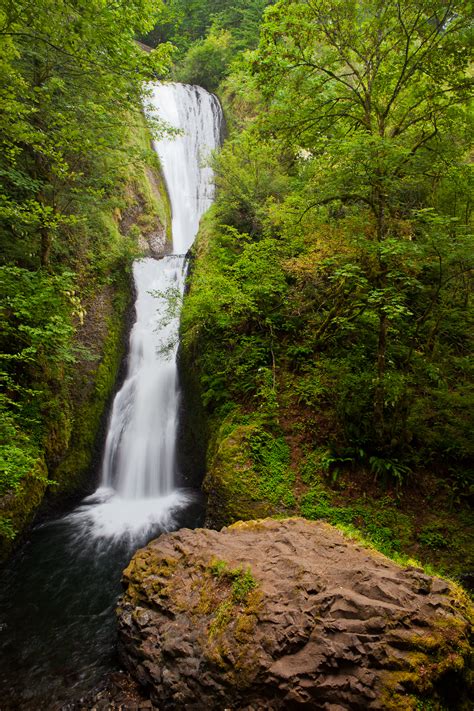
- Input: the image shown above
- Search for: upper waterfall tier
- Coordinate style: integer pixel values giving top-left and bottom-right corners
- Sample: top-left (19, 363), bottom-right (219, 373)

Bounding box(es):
top-left (148, 83), bottom-right (222, 254)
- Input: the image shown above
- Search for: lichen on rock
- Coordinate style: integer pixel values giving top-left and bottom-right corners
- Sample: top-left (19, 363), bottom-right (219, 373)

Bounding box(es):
top-left (117, 518), bottom-right (473, 710)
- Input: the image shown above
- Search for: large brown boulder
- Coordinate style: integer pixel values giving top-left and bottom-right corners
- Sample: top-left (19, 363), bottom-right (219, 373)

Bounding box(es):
top-left (117, 518), bottom-right (472, 710)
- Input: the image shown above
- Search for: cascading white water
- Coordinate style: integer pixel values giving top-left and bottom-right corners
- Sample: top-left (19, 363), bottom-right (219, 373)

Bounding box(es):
top-left (100, 257), bottom-right (182, 499)
top-left (67, 83), bottom-right (222, 540)
top-left (150, 83), bottom-right (222, 253)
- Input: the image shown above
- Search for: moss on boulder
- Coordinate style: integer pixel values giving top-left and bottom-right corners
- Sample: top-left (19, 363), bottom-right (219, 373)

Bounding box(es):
top-left (204, 421), bottom-right (278, 527)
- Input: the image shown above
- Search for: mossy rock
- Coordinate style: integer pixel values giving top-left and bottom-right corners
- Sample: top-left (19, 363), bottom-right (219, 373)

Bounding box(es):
top-left (0, 460), bottom-right (48, 562)
top-left (117, 519), bottom-right (473, 710)
top-left (204, 422), bottom-right (277, 528)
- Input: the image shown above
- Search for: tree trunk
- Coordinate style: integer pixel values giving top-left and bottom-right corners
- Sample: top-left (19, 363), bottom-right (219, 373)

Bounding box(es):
top-left (40, 225), bottom-right (51, 268)
top-left (374, 184), bottom-right (387, 444)
top-left (374, 309), bottom-right (387, 443)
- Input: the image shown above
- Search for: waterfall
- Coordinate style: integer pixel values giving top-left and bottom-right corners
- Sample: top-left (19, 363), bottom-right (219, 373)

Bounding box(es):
top-left (100, 257), bottom-right (183, 499)
top-left (150, 83), bottom-right (222, 254)
top-left (69, 83), bottom-right (222, 540)
top-left (0, 84), bottom-right (223, 709)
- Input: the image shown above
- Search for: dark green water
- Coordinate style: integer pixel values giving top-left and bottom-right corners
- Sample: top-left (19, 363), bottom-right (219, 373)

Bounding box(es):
top-left (0, 493), bottom-right (203, 710)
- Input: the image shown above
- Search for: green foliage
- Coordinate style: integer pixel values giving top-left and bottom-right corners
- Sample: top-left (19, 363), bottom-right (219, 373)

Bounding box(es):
top-left (369, 456), bottom-right (412, 490)
top-left (231, 567), bottom-right (258, 603)
top-left (209, 558), bottom-right (229, 578)
top-left (318, 451), bottom-right (355, 483)
top-left (142, 0), bottom-right (274, 92)
top-left (143, 0), bottom-right (274, 54)
top-left (255, 367), bottom-right (279, 425)
top-left (253, 0), bottom-right (472, 450)
top-left (0, 0), bottom-right (173, 269)
top-left (0, 517), bottom-right (15, 541)
top-left (0, 266), bottom-right (76, 492)
top-left (213, 131), bottom-right (289, 236)
top-left (182, 0), bottom-right (472, 580)
top-left (418, 526), bottom-right (449, 551)
top-left (299, 486), bottom-right (414, 558)
top-left (173, 28), bottom-right (233, 92)
top-left (181, 211), bottom-right (288, 415)
top-left (0, 443), bottom-right (37, 496)
top-left (1, 266), bottom-right (75, 370)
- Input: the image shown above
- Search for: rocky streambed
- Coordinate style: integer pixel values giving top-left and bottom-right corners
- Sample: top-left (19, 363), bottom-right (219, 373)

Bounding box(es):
top-left (115, 518), bottom-right (472, 710)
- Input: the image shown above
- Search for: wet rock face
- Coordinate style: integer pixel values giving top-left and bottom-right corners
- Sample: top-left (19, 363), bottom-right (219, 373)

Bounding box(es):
top-left (117, 519), bottom-right (472, 710)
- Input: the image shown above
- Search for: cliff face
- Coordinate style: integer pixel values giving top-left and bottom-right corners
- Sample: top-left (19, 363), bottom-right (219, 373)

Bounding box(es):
top-left (117, 518), bottom-right (472, 710)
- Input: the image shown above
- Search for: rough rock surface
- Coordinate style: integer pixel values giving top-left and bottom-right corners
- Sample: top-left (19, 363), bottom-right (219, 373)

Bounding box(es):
top-left (117, 518), bottom-right (472, 710)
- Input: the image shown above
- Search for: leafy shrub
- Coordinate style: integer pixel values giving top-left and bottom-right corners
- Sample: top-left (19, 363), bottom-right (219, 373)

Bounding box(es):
top-left (173, 29), bottom-right (233, 92)
top-left (369, 456), bottom-right (412, 490)
top-left (418, 526), bottom-right (449, 550)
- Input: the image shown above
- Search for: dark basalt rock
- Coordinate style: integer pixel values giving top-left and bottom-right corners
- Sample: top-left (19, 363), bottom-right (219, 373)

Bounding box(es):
top-left (117, 518), bottom-right (472, 710)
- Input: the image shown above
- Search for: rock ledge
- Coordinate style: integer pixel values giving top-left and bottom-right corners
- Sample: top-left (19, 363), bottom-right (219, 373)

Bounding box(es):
top-left (117, 518), bottom-right (472, 710)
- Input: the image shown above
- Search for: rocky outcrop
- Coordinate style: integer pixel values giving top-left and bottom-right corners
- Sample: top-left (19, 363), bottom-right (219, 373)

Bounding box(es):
top-left (135, 166), bottom-right (171, 258)
top-left (117, 518), bottom-right (472, 710)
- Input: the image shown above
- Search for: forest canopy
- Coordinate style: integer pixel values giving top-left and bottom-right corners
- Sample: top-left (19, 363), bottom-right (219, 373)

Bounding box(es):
top-left (140, 0), bottom-right (275, 90)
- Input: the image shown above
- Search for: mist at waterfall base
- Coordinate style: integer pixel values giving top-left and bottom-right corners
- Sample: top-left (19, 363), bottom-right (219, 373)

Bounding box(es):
top-left (0, 84), bottom-right (222, 709)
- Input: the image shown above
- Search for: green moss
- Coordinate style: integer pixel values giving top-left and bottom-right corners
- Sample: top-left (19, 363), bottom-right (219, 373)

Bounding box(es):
top-left (0, 459), bottom-right (49, 561)
top-left (378, 589), bottom-right (473, 710)
top-left (50, 286), bottom-right (129, 496)
top-left (208, 558), bottom-right (258, 603)
top-left (299, 485), bottom-right (414, 556)
top-left (125, 555), bottom-right (180, 606)
top-left (208, 599), bottom-right (234, 639)
top-left (204, 411), bottom-right (296, 527)
top-left (208, 557), bottom-right (229, 577)
top-left (201, 561), bottom-right (262, 683)
top-left (141, 554), bottom-right (264, 681)
top-left (205, 421), bottom-right (272, 526)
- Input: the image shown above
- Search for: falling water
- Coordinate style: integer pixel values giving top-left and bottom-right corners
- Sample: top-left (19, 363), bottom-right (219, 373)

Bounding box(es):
top-left (66, 83), bottom-right (222, 541)
top-left (150, 82), bottom-right (221, 253)
top-left (0, 83), bottom-right (222, 708)
top-left (99, 83), bottom-right (221, 502)
top-left (101, 258), bottom-right (181, 499)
